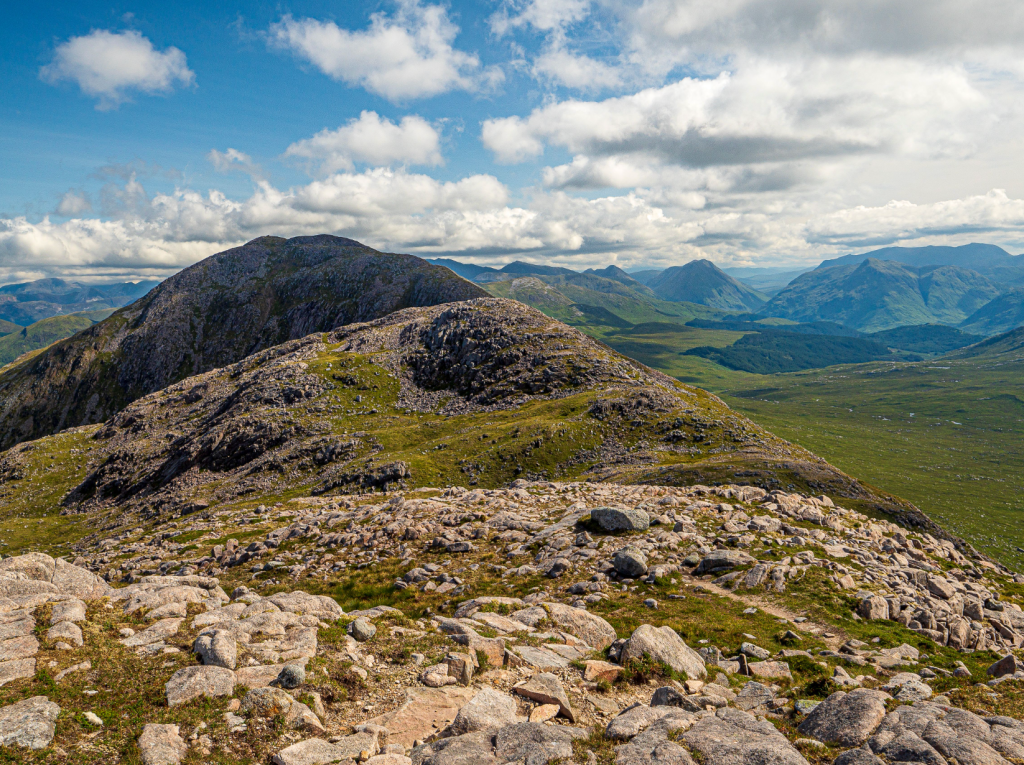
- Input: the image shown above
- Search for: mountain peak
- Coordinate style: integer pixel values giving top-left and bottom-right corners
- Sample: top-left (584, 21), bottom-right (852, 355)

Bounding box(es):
top-left (648, 259), bottom-right (768, 312)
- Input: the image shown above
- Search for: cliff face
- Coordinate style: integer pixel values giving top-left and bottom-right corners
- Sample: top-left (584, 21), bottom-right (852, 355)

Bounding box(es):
top-left (0, 235), bottom-right (486, 449)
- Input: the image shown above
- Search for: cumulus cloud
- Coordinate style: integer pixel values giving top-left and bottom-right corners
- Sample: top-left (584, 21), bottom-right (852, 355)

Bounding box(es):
top-left (40, 29), bottom-right (194, 109)
top-left (268, 2), bottom-right (502, 101)
top-left (284, 112), bottom-right (442, 175)
top-left (482, 56), bottom-right (994, 182)
top-left (532, 47), bottom-right (622, 90)
top-left (490, 0), bottom-right (593, 35)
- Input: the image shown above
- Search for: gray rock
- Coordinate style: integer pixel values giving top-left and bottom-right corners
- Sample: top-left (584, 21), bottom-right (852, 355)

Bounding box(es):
top-left (537, 602), bottom-right (616, 650)
top-left (613, 547), bottom-right (649, 579)
top-left (856, 596), bottom-right (889, 621)
top-left (693, 551), bottom-right (754, 576)
top-left (272, 731), bottom-right (381, 765)
top-left (121, 618), bottom-right (183, 648)
top-left (797, 689), bottom-right (888, 746)
top-left (650, 687), bottom-right (687, 708)
top-left (0, 695), bottom-right (60, 750)
top-left (50, 599), bottom-right (87, 624)
top-left (514, 672), bottom-right (576, 723)
top-left (194, 629), bottom-right (237, 669)
top-left (445, 688), bottom-right (520, 736)
top-left (272, 664), bottom-right (306, 689)
top-left (592, 507), bottom-right (650, 532)
top-left (615, 711), bottom-right (697, 765)
top-left (349, 617), bottom-right (377, 642)
top-left (47, 620), bottom-right (84, 647)
top-left (138, 723), bottom-right (188, 765)
top-left (619, 624), bottom-right (706, 679)
top-left (923, 719), bottom-right (1008, 765)
top-left (494, 722), bottom-right (586, 765)
top-left (739, 642), bottom-right (769, 660)
top-left (682, 707), bottom-right (810, 765)
top-left (878, 731), bottom-right (946, 765)
top-left (926, 576), bottom-right (956, 600)
top-left (733, 681), bottom-right (775, 713)
top-left (266, 591), bottom-right (344, 621)
top-left (165, 665), bottom-right (236, 706)
top-left (242, 687), bottom-right (297, 717)
top-left (411, 730), bottom-right (498, 765)
top-left (988, 653), bottom-right (1024, 678)
top-left (833, 750), bottom-right (884, 765)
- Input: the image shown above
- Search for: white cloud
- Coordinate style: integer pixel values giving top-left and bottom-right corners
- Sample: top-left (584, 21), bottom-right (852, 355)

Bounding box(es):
top-left (207, 149), bottom-right (263, 179)
top-left (532, 47), bottom-right (622, 90)
top-left (491, 0), bottom-right (592, 35)
top-left (40, 29), bottom-right (194, 109)
top-left (268, 2), bottom-right (502, 101)
top-left (56, 190), bottom-right (92, 216)
top-left (482, 56), bottom-right (994, 181)
top-left (284, 112), bottom-right (442, 175)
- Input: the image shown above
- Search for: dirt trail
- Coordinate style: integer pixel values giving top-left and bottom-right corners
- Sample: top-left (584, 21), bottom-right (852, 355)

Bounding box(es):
top-left (681, 574), bottom-right (849, 651)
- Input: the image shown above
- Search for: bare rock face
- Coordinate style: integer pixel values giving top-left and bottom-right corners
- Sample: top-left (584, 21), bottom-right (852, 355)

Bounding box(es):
top-left (0, 695), bottom-right (60, 750)
top-left (445, 688), bottom-right (521, 736)
top-left (165, 665), bottom-right (236, 706)
top-left (683, 707), bottom-right (810, 765)
top-left (0, 553), bottom-right (110, 605)
top-left (138, 723), bottom-right (188, 765)
top-left (619, 624), bottom-right (707, 679)
top-left (797, 689), bottom-right (888, 747)
top-left (535, 602), bottom-right (617, 651)
top-left (0, 235), bottom-right (487, 450)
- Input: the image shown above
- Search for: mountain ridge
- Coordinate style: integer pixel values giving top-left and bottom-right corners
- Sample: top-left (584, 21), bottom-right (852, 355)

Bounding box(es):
top-left (0, 235), bottom-right (486, 450)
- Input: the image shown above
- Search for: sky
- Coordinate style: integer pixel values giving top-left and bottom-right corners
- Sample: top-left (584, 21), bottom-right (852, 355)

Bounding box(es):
top-left (4, 0), bottom-right (1024, 284)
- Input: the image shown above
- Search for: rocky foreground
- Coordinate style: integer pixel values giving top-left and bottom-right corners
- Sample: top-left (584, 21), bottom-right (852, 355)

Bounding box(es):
top-left (0, 480), bottom-right (1023, 763)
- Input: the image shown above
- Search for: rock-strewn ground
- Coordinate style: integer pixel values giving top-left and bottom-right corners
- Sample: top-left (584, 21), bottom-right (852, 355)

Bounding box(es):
top-left (0, 479), bottom-right (1022, 764)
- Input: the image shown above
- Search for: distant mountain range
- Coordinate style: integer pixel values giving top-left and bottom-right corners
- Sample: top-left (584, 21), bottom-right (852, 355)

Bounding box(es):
top-left (757, 258), bottom-right (1001, 332)
top-left (645, 260), bottom-right (768, 311)
top-left (0, 277), bottom-right (159, 326)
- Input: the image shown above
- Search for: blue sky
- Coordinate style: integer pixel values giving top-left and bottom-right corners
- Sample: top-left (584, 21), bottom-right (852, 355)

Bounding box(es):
top-left (3, 0), bottom-right (1024, 284)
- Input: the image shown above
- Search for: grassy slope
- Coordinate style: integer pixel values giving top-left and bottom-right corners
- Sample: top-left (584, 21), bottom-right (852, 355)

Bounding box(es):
top-left (0, 309), bottom-right (115, 367)
top-left (541, 313), bottom-right (1024, 566)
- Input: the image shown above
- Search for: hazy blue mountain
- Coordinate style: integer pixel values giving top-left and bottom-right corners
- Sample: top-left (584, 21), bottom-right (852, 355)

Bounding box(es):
top-left (427, 258), bottom-right (502, 281)
top-left (758, 258), bottom-right (1001, 332)
top-left (648, 260), bottom-right (768, 311)
top-left (627, 269), bottom-right (663, 286)
top-left (584, 265), bottom-right (644, 287)
top-left (817, 243), bottom-right (1024, 282)
top-left (722, 266), bottom-right (813, 296)
top-left (0, 277), bottom-right (160, 326)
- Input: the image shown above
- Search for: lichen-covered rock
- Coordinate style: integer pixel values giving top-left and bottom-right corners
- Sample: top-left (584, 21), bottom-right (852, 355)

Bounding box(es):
top-left (165, 665), bottom-right (236, 706)
top-left (445, 688), bottom-right (520, 736)
top-left (619, 624), bottom-right (706, 679)
top-left (0, 695), bottom-right (60, 750)
top-left (797, 689), bottom-right (888, 746)
top-left (138, 723), bottom-right (188, 765)
top-left (592, 507), bottom-right (650, 532)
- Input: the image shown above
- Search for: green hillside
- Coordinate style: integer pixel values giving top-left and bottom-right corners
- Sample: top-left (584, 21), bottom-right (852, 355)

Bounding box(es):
top-left (0, 309), bottom-right (116, 367)
top-left (0, 319), bottom-right (20, 336)
top-left (759, 258), bottom-right (1000, 331)
top-left (649, 259), bottom-right (769, 311)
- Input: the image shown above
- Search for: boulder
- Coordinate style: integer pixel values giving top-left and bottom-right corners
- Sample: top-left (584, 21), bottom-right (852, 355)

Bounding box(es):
top-left (0, 696), bottom-right (60, 750)
top-left (445, 688), bottom-right (520, 736)
top-left (266, 591), bottom-right (344, 620)
top-left (540, 602), bottom-right (616, 650)
top-left (988, 654), bottom-right (1024, 678)
top-left (493, 722), bottom-right (586, 764)
top-left (50, 599), bottom-right (87, 624)
top-left (613, 547), bottom-right (649, 579)
top-left (584, 660), bottom-right (623, 683)
top-left (410, 729), bottom-right (498, 765)
top-left (165, 665), bottom-right (236, 706)
top-left (926, 576), bottom-right (957, 601)
top-left (365, 685), bottom-right (477, 749)
top-left (619, 624), bottom-right (706, 679)
top-left (592, 506), bottom-right (650, 532)
top-left (682, 707), bottom-right (810, 765)
top-left (194, 629), bottom-right (237, 669)
top-left (514, 672), bottom-right (576, 722)
top-left (797, 689), bottom-right (888, 746)
top-left (694, 551), bottom-right (754, 576)
top-left (857, 596), bottom-right (889, 621)
top-left (242, 687), bottom-right (297, 717)
top-left (349, 617), bottom-right (377, 642)
top-left (138, 723), bottom-right (188, 765)
top-left (47, 620), bottom-right (84, 647)
top-left (272, 731), bottom-right (381, 765)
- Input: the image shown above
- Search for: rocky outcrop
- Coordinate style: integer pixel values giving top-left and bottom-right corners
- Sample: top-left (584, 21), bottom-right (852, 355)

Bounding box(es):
top-left (0, 235), bottom-right (486, 449)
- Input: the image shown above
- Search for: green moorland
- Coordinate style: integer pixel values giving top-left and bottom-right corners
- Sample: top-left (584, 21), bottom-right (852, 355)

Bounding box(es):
top-left (0, 308), bottom-right (116, 368)
top-left (537, 307), bottom-right (1024, 567)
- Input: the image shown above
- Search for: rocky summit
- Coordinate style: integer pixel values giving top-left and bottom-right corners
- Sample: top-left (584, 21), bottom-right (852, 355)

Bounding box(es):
top-left (0, 235), bottom-right (485, 450)
top-left (0, 256), bottom-right (1022, 765)
top-left (0, 480), bottom-right (1020, 763)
